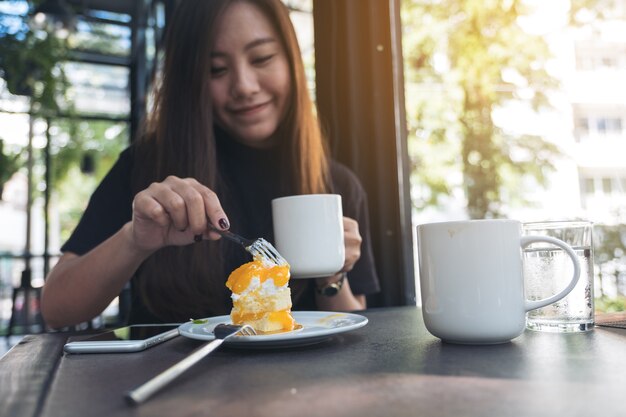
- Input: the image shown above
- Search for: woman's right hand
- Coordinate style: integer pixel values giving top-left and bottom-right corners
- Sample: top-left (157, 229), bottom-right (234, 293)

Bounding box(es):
top-left (128, 176), bottom-right (230, 252)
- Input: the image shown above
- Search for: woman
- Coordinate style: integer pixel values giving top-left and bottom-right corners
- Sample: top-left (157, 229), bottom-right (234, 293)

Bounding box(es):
top-left (41, 0), bottom-right (379, 329)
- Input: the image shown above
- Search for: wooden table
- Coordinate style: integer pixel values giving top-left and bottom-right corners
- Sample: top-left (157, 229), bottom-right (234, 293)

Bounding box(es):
top-left (1, 306), bottom-right (625, 417)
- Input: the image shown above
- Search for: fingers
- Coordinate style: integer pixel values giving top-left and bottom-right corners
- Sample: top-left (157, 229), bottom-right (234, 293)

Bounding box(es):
top-left (134, 176), bottom-right (229, 239)
top-left (200, 187), bottom-right (230, 232)
top-left (342, 217), bottom-right (362, 272)
top-left (132, 191), bottom-right (172, 227)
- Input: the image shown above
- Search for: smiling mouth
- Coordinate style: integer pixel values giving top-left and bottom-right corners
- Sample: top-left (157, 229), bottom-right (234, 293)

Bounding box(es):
top-left (230, 102), bottom-right (269, 116)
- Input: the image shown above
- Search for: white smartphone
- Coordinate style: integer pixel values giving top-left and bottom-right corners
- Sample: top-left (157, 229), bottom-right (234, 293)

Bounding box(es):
top-left (63, 324), bottom-right (180, 354)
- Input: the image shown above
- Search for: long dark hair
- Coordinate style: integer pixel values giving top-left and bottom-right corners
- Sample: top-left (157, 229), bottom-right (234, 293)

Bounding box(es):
top-left (131, 0), bottom-right (329, 321)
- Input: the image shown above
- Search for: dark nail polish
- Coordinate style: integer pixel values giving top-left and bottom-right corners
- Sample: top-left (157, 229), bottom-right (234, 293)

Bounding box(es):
top-left (218, 218), bottom-right (230, 230)
top-left (194, 234), bottom-right (203, 243)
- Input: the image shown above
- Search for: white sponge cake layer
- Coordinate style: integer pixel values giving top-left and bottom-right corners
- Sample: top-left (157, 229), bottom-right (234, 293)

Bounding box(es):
top-left (232, 287), bottom-right (291, 314)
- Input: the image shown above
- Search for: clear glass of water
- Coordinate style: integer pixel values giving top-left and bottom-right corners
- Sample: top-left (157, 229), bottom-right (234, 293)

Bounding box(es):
top-left (523, 220), bottom-right (594, 332)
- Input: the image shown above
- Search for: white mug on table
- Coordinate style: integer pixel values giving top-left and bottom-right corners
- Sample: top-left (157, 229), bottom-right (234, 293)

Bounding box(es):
top-left (272, 194), bottom-right (345, 278)
top-left (417, 219), bottom-right (581, 344)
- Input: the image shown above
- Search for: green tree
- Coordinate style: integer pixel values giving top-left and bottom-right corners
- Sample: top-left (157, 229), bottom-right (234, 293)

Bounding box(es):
top-left (49, 119), bottom-right (128, 240)
top-left (0, 3), bottom-right (69, 113)
top-left (0, 138), bottom-right (23, 199)
top-left (0, 2), bottom-right (130, 241)
top-left (593, 225), bottom-right (626, 311)
top-left (402, 0), bottom-right (592, 219)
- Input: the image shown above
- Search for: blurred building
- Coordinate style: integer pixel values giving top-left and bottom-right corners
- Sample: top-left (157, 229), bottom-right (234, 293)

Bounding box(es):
top-left (570, 16), bottom-right (626, 225)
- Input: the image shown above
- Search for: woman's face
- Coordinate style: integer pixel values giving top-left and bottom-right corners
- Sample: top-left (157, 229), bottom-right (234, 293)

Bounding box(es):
top-left (209, 2), bottom-right (291, 148)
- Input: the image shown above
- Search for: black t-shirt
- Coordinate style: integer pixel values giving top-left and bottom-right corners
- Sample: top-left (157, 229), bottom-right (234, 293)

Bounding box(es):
top-left (62, 140), bottom-right (380, 323)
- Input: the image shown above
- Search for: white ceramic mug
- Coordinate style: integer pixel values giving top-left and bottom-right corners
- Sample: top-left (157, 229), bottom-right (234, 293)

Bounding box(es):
top-left (417, 219), bottom-right (581, 344)
top-left (272, 194), bottom-right (345, 278)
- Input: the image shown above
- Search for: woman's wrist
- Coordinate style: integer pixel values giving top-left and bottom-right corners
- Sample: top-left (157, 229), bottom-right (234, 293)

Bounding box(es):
top-left (120, 222), bottom-right (155, 261)
top-left (315, 272), bottom-right (347, 297)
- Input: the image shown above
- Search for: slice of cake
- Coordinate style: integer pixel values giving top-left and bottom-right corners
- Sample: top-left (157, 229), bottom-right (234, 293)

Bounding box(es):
top-left (225, 260), bottom-right (296, 333)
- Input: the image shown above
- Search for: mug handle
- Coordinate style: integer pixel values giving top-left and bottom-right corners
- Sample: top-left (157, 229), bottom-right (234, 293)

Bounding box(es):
top-left (521, 235), bottom-right (581, 312)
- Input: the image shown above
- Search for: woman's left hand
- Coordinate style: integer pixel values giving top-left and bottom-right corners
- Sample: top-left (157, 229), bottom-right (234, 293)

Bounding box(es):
top-left (314, 216), bottom-right (366, 312)
top-left (342, 217), bottom-right (362, 272)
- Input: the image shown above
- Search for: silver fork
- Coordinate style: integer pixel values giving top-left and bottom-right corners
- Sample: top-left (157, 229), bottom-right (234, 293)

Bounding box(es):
top-left (125, 324), bottom-right (256, 405)
top-left (207, 223), bottom-right (288, 266)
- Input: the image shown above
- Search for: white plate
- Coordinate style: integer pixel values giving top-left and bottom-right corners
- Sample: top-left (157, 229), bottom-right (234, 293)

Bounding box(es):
top-left (178, 311), bottom-right (368, 348)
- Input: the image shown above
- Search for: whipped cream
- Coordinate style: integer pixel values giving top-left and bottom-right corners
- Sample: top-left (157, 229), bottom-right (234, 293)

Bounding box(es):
top-left (231, 276), bottom-right (288, 301)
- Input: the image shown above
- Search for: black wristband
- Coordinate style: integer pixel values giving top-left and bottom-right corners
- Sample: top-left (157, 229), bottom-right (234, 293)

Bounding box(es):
top-left (315, 272), bottom-right (347, 297)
